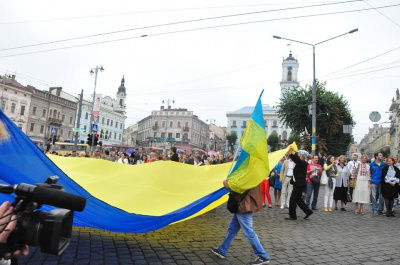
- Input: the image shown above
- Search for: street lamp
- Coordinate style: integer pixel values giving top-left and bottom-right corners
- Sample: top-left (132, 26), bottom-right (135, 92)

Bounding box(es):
top-left (273, 28), bottom-right (358, 155)
top-left (161, 99), bottom-right (175, 151)
top-left (89, 65), bottom-right (104, 150)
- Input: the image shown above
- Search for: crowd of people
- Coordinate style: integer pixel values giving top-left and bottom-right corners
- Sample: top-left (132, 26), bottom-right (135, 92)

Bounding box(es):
top-left (48, 146), bottom-right (235, 166)
top-left (264, 150), bottom-right (400, 219)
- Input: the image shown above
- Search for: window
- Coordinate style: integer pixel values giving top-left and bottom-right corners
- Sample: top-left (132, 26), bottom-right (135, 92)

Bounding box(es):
top-left (84, 125), bottom-right (87, 132)
top-left (287, 70), bottom-right (292, 81)
top-left (57, 112), bottom-right (60, 119)
top-left (85, 113), bottom-right (88, 119)
top-left (161, 132), bottom-right (165, 139)
top-left (162, 121), bottom-right (166, 127)
top-left (102, 117), bottom-right (105, 124)
top-left (1, 100), bottom-right (6, 110)
top-left (11, 103), bottom-right (16, 114)
top-left (176, 133), bottom-right (180, 138)
top-left (169, 121), bottom-right (173, 127)
top-left (111, 120), bottom-right (113, 126)
top-left (116, 122), bottom-right (118, 128)
top-left (70, 117), bottom-right (73, 124)
top-left (32, 106), bottom-right (37, 116)
top-left (153, 132), bottom-right (157, 137)
top-left (42, 109), bottom-right (47, 118)
top-left (273, 120), bottom-right (278, 127)
top-left (20, 105), bottom-right (26, 116)
top-left (168, 133), bottom-right (172, 139)
top-left (120, 123), bottom-right (123, 129)
top-left (105, 130), bottom-right (108, 139)
top-left (119, 99), bottom-right (123, 106)
top-left (107, 119), bottom-right (110, 126)
top-left (49, 109), bottom-right (53, 117)
top-left (62, 114), bottom-right (65, 121)
top-left (40, 125), bottom-right (44, 134)
top-left (242, 121), bottom-right (246, 128)
top-left (177, 121), bottom-right (181, 127)
top-left (29, 123), bottom-right (35, 132)
top-left (185, 121), bottom-right (189, 128)
top-left (232, 120), bottom-right (236, 127)
top-left (60, 129), bottom-right (64, 137)
top-left (114, 132), bottom-right (116, 139)
top-left (119, 134), bottom-right (121, 140)
top-left (68, 131), bottom-right (72, 138)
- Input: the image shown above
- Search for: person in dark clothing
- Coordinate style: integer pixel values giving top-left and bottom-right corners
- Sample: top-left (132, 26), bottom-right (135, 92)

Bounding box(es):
top-left (285, 146), bottom-right (313, 220)
top-left (170, 147), bottom-right (179, 162)
top-left (381, 156), bottom-right (400, 217)
top-left (318, 152), bottom-right (325, 168)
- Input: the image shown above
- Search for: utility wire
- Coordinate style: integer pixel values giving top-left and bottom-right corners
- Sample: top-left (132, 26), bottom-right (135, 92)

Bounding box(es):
top-left (326, 65), bottom-right (400, 80)
top-left (1, 3), bottom-right (399, 59)
top-left (320, 45), bottom-right (400, 78)
top-left (362, 0), bottom-right (400, 29)
top-left (0, 1), bottom-right (352, 25)
top-left (0, 0), bottom-right (363, 52)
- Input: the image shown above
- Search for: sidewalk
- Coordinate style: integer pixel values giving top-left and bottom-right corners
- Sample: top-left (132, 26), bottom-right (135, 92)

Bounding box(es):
top-left (19, 192), bottom-right (399, 264)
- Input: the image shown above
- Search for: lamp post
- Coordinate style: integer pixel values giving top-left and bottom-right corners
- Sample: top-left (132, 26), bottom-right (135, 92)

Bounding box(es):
top-left (273, 28), bottom-right (358, 155)
top-left (89, 66), bottom-right (104, 151)
top-left (161, 99), bottom-right (175, 151)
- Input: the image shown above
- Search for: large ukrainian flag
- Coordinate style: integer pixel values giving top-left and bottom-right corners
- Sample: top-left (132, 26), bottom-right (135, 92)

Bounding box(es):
top-left (227, 90), bottom-right (269, 194)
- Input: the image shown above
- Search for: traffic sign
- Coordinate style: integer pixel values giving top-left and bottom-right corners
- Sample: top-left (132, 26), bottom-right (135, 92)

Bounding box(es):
top-left (92, 124), bottom-right (98, 132)
top-left (51, 127), bottom-right (57, 134)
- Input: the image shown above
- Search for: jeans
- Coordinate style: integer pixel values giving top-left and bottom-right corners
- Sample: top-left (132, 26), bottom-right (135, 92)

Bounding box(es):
top-left (371, 184), bottom-right (384, 212)
top-left (306, 182), bottom-right (320, 209)
top-left (217, 213), bottom-right (269, 259)
top-left (281, 176), bottom-right (293, 208)
top-left (324, 178), bottom-right (336, 208)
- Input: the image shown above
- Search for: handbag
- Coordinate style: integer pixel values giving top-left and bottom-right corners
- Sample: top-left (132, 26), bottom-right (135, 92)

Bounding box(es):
top-left (269, 173), bottom-right (276, 187)
top-left (347, 191), bottom-right (352, 202)
top-left (310, 175), bottom-right (320, 185)
top-left (226, 190), bottom-right (249, 214)
top-left (320, 170), bottom-right (328, 185)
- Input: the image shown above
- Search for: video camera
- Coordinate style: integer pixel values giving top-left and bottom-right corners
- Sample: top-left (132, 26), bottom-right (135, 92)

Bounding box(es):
top-left (0, 176), bottom-right (86, 256)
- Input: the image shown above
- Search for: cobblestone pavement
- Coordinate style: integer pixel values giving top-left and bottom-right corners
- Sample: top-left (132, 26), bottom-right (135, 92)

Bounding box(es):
top-left (19, 192), bottom-right (399, 265)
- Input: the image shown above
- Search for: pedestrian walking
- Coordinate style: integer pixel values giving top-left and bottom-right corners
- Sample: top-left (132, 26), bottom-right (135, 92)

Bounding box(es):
top-left (285, 146), bottom-right (313, 221)
top-left (323, 155), bottom-right (337, 212)
top-left (279, 157), bottom-right (294, 209)
top-left (370, 152), bottom-right (386, 215)
top-left (306, 155), bottom-right (323, 210)
top-left (353, 155), bottom-right (371, 215)
top-left (334, 155), bottom-right (349, 211)
top-left (211, 180), bottom-right (270, 264)
top-left (381, 156), bottom-right (400, 217)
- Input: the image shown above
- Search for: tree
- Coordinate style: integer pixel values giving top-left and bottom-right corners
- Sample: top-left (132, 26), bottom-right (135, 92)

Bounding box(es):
top-left (226, 131), bottom-right (238, 151)
top-left (268, 131), bottom-right (279, 151)
top-left (288, 131), bottom-right (301, 145)
top-left (278, 82), bottom-right (355, 155)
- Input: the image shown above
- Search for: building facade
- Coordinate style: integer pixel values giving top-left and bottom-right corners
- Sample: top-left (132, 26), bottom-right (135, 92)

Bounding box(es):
top-left (226, 52), bottom-right (295, 150)
top-left (136, 105), bottom-right (209, 153)
top-left (77, 76), bottom-right (127, 146)
top-left (358, 124), bottom-right (390, 159)
top-left (122, 123), bottom-right (138, 146)
top-left (389, 88), bottom-right (400, 158)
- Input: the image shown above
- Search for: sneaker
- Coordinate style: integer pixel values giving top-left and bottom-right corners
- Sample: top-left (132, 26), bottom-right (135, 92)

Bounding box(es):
top-left (328, 208), bottom-right (332, 212)
top-left (210, 248), bottom-right (225, 259)
top-left (252, 257), bottom-right (270, 264)
top-left (324, 208), bottom-right (328, 212)
top-left (280, 205), bottom-right (284, 209)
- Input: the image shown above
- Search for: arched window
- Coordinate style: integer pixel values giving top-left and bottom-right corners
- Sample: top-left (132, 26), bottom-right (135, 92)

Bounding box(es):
top-left (287, 70), bottom-right (292, 81)
top-left (282, 131), bottom-right (288, 140)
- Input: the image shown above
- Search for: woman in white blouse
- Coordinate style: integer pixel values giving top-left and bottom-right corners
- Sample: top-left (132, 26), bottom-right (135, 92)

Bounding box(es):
top-left (381, 156), bottom-right (400, 217)
top-left (334, 155), bottom-right (349, 211)
top-left (352, 154), bottom-right (371, 215)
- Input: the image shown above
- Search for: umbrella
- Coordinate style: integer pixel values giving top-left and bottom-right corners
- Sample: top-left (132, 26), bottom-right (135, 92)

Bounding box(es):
top-left (177, 148), bottom-right (185, 153)
top-left (125, 148), bottom-right (135, 153)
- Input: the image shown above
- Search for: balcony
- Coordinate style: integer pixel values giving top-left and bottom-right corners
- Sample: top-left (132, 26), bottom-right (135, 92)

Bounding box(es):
top-left (48, 118), bottom-right (63, 126)
top-left (183, 126), bottom-right (189, 132)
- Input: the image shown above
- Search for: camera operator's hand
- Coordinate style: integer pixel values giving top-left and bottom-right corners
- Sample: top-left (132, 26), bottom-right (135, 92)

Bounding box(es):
top-left (0, 201), bottom-right (29, 260)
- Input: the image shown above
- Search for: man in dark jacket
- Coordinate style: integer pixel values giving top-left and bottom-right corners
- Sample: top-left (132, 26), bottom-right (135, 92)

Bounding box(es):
top-left (286, 146), bottom-right (313, 220)
top-left (210, 180), bottom-right (270, 264)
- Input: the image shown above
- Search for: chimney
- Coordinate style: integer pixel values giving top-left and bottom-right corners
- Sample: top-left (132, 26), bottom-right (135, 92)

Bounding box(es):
top-left (11, 75), bottom-right (15, 80)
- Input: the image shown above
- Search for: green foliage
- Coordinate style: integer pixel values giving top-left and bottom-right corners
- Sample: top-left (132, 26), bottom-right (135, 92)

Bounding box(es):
top-left (226, 131), bottom-right (238, 151)
top-left (278, 82), bottom-right (355, 155)
top-left (268, 131), bottom-right (279, 151)
top-left (288, 131), bottom-right (301, 145)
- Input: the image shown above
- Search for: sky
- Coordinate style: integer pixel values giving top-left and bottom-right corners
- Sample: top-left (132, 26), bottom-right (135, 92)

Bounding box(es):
top-left (1, 0), bottom-right (399, 143)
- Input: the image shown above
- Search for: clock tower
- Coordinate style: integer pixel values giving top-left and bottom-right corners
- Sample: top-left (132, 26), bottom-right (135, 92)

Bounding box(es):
top-left (280, 51), bottom-right (299, 99)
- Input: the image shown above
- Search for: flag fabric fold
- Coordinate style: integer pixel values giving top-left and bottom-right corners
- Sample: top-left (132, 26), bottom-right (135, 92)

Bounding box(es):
top-left (227, 90), bottom-right (270, 193)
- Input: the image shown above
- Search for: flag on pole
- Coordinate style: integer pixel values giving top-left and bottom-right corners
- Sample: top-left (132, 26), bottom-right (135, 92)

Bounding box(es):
top-left (227, 90), bottom-right (269, 193)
